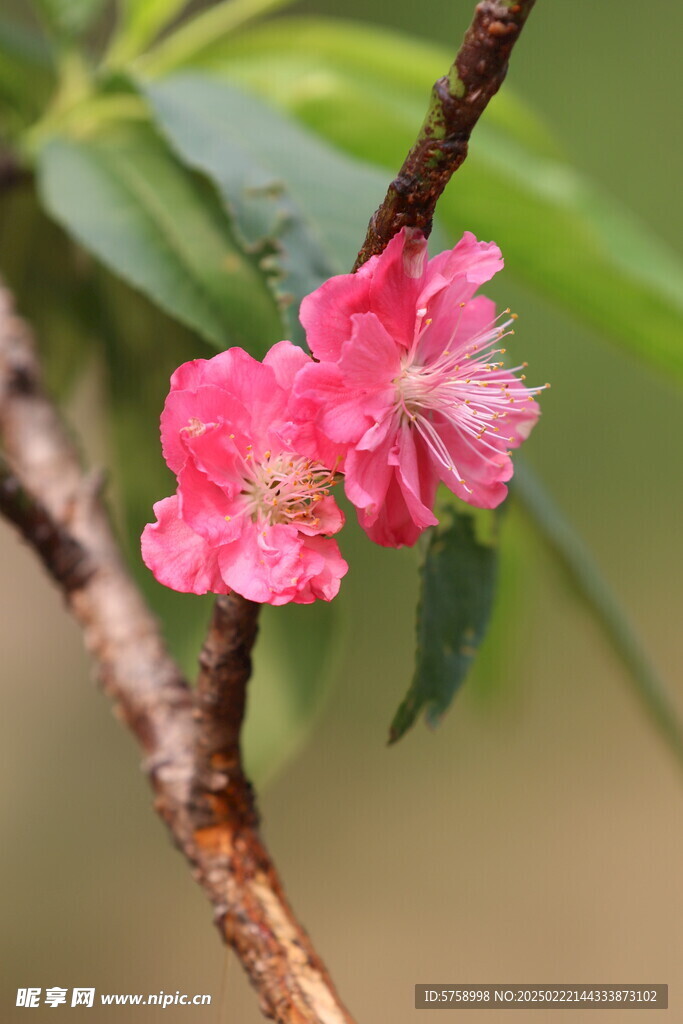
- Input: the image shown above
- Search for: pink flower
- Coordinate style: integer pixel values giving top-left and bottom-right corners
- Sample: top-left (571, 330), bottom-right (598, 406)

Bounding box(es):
top-left (293, 228), bottom-right (546, 547)
top-left (141, 341), bottom-right (348, 605)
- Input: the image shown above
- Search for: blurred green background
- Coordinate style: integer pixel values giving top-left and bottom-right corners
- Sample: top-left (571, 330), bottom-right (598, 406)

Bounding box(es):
top-left (2, 1), bottom-right (682, 1022)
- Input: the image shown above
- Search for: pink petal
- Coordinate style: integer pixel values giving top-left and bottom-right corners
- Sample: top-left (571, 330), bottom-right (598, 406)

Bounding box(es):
top-left (181, 421), bottom-right (257, 493)
top-left (359, 475), bottom-right (424, 548)
top-left (368, 227), bottom-right (427, 348)
top-left (295, 495), bottom-right (344, 537)
top-left (284, 412), bottom-right (348, 471)
top-left (417, 294), bottom-right (498, 363)
top-left (343, 435), bottom-right (396, 521)
top-left (339, 312), bottom-right (402, 386)
top-left (434, 418), bottom-right (512, 509)
top-left (161, 385), bottom-right (250, 474)
top-left (395, 424), bottom-right (439, 530)
top-left (218, 521), bottom-right (302, 604)
top-left (177, 460), bottom-right (244, 546)
top-left (263, 339), bottom-right (311, 391)
top-left (294, 361), bottom-right (377, 445)
top-left (300, 269), bottom-right (372, 361)
top-left (141, 495), bottom-right (225, 594)
top-left (295, 535), bottom-right (348, 603)
top-left (426, 231), bottom-right (503, 290)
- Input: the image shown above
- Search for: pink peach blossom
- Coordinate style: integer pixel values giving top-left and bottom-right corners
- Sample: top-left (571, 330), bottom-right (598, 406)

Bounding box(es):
top-left (142, 342), bottom-right (347, 605)
top-left (294, 228), bottom-right (546, 547)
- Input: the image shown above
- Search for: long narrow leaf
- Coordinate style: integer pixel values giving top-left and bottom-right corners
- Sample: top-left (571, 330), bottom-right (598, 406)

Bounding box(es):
top-left (144, 74), bottom-right (389, 340)
top-left (391, 508), bottom-right (499, 743)
top-left (138, 0), bottom-right (297, 77)
top-left (514, 461), bottom-right (683, 771)
top-left (37, 121), bottom-right (282, 352)
top-left (185, 17), bottom-right (683, 386)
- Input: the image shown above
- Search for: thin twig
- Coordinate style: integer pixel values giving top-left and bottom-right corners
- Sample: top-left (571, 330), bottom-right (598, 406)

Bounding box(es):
top-left (0, 281), bottom-right (355, 1024)
top-left (193, 593), bottom-right (261, 832)
top-left (354, 0), bottom-right (536, 268)
top-left (0, 0), bottom-right (540, 1017)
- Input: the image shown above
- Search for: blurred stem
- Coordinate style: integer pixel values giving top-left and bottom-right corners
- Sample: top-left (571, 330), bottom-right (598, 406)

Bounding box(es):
top-left (355, 0), bottom-right (536, 268)
top-left (136, 0), bottom-right (297, 77)
top-left (514, 461), bottom-right (683, 773)
top-left (0, 277), bottom-right (357, 1024)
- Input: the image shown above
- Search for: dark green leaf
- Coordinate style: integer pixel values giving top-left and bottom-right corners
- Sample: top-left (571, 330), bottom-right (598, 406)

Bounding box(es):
top-left (194, 17), bottom-right (683, 385)
top-left (36, 120), bottom-right (283, 353)
top-left (390, 507), bottom-right (499, 743)
top-left (144, 73), bottom-right (389, 341)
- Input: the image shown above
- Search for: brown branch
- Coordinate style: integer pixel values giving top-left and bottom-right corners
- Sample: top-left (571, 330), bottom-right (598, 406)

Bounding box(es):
top-left (0, 280), bottom-right (355, 1024)
top-left (0, 2), bottom-right (538, 1017)
top-left (193, 594), bottom-right (261, 831)
top-left (354, 0), bottom-right (537, 268)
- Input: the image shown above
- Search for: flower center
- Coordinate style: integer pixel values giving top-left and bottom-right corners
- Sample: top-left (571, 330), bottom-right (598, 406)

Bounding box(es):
top-left (241, 450), bottom-right (335, 528)
top-left (393, 309), bottom-right (548, 491)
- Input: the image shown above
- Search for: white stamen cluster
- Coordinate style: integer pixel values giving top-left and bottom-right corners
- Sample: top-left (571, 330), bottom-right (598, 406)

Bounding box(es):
top-left (394, 307), bottom-right (548, 492)
top-left (239, 450), bottom-right (335, 528)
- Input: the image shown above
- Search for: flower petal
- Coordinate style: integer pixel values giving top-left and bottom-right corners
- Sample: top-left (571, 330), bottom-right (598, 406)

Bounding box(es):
top-left (368, 227), bottom-right (427, 348)
top-left (427, 231), bottom-right (503, 290)
top-left (263, 339), bottom-right (311, 391)
top-left (417, 294), bottom-right (498, 363)
top-left (300, 267), bottom-right (372, 361)
top-left (340, 312), bottom-right (402, 386)
top-left (161, 385), bottom-right (250, 474)
top-left (343, 436), bottom-right (396, 520)
top-left (395, 424), bottom-right (439, 530)
top-left (294, 361), bottom-right (377, 445)
top-left (141, 495), bottom-right (224, 594)
top-left (360, 475), bottom-right (424, 548)
top-left (177, 460), bottom-right (244, 545)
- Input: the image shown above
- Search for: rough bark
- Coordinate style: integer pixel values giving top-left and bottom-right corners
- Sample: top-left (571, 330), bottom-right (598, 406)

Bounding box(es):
top-left (354, 0), bottom-right (536, 268)
top-left (0, 281), bottom-right (355, 1024)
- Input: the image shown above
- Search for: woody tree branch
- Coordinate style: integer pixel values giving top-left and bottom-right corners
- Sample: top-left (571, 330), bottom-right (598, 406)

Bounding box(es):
top-left (0, 282), bottom-right (355, 1024)
top-left (0, 0), bottom-right (538, 1020)
top-left (355, 0), bottom-right (537, 268)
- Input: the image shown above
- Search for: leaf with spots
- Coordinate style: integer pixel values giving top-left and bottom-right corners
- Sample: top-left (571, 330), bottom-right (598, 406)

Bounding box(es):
top-left (390, 506), bottom-right (499, 743)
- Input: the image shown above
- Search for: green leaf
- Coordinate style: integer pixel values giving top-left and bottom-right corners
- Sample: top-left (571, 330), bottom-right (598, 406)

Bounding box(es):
top-left (513, 461), bottom-right (683, 773)
top-left (36, 120), bottom-right (283, 352)
top-left (138, 0), bottom-right (297, 78)
top-left (193, 17), bottom-right (683, 385)
top-left (105, 0), bottom-right (191, 68)
top-left (189, 17), bottom-right (557, 160)
top-left (144, 73), bottom-right (389, 340)
top-left (390, 507), bottom-right (499, 743)
top-left (31, 0), bottom-right (107, 36)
